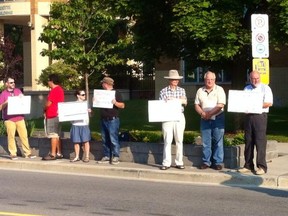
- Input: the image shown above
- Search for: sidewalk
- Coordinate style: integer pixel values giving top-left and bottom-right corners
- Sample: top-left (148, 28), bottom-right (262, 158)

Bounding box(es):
top-left (0, 143), bottom-right (287, 189)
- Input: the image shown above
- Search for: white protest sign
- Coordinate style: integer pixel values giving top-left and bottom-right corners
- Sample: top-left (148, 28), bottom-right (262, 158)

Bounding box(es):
top-left (148, 100), bottom-right (182, 122)
top-left (7, 95), bottom-right (31, 115)
top-left (227, 90), bottom-right (263, 114)
top-left (58, 101), bottom-right (88, 122)
top-left (93, 89), bottom-right (115, 108)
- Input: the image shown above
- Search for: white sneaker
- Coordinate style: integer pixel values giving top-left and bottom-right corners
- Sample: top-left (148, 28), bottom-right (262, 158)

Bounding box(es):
top-left (237, 167), bottom-right (251, 173)
top-left (255, 168), bottom-right (265, 175)
top-left (97, 156), bottom-right (110, 164)
top-left (111, 157), bottom-right (120, 165)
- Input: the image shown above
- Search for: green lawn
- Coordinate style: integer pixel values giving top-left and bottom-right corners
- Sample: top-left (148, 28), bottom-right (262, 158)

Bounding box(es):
top-left (32, 100), bottom-right (288, 142)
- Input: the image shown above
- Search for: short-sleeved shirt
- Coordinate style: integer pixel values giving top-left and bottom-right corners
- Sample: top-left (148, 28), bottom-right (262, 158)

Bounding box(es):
top-left (46, 85), bottom-right (64, 119)
top-left (159, 85), bottom-right (186, 112)
top-left (0, 88), bottom-right (24, 122)
top-left (100, 90), bottom-right (123, 119)
top-left (194, 84), bottom-right (226, 116)
top-left (244, 83), bottom-right (273, 113)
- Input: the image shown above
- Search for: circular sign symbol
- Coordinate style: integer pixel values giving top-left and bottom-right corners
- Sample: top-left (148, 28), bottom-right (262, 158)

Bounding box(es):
top-left (256, 44), bottom-right (265, 53)
top-left (255, 17), bottom-right (265, 28)
top-left (256, 33), bottom-right (265, 43)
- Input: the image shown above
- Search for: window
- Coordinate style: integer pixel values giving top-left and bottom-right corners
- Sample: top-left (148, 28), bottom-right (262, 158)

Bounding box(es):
top-left (182, 59), bottom-right (232, 83)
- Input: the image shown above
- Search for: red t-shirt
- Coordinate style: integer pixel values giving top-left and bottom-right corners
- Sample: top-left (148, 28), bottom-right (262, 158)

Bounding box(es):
top-left (46, 85), bottom-right (64, 118)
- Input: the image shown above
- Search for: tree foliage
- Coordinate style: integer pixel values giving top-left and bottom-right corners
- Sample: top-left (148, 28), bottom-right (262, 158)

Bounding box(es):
top-left (115, 0), bottom-right (288, 68)
top-left (0, 35), bottom-right (22, 82)
top-left (36, 61), bottom-right (80, 90)
top-left (39, 0), bottom-right (132, 91)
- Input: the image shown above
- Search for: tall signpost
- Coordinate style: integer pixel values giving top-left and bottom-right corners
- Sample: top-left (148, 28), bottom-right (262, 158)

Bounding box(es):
top-left (251, 14), bottom-right (270, 84)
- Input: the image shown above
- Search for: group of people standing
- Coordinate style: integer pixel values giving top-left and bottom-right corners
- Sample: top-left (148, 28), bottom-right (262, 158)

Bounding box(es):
top-left (0, 69), bottom-right (273, 175)
top-left (0, 74), bottom-right (125, 166)
top-left (159, 69), bottom-right (273, 175)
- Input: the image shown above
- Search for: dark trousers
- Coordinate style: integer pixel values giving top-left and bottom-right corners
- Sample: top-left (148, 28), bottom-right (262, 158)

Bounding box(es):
top-left (244, 113), bottom-right (268, 172)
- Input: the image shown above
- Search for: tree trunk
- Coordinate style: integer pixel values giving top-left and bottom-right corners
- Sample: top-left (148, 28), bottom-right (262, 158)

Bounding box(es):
top-left (85, 72), bottom-right (90, 106)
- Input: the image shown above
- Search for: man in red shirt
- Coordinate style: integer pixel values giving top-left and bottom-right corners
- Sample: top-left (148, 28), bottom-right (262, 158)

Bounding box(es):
top-left (42, 74), bottom-right (65, 160)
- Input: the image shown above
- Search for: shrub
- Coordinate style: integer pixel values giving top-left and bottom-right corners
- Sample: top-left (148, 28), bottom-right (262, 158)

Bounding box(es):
top-left (129, 130), bottom-right (162, 143)
top-left (0, 120), bottom-right (6, 136)
top-left (183, 131), bottom-right (200, 144)
top-left (26, 120), bottom-right (35, 137)
top-left (230, 133), bottom-right (245, 146)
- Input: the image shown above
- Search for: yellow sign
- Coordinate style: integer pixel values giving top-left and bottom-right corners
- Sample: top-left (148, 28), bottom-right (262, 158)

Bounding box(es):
top-left (252, 58), bottom-right (269, 84)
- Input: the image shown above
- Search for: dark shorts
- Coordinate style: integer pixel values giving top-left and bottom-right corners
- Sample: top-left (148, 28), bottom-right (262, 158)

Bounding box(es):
top-left (70, 125), bottom-right (91, 143)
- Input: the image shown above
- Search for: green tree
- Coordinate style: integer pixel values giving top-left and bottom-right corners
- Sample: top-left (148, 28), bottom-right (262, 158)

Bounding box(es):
top-left (39, 0), bottom-right (132, 101)
top-left (115, 0), bottom-right (288, 130)
top-left (36, 61), bottom-right (80, 90)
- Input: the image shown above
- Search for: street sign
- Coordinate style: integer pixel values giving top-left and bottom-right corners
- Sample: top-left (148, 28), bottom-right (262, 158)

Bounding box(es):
top-left (251, 14), bottom-right (269, 32)
top-left (252, 58), bottom-right (270, 84)
top-left (252, 31), bottom-right (269, 58)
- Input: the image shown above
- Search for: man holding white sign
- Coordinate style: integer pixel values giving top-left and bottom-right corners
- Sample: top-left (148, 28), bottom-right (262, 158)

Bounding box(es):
top-left (238, 70), bottom-right (273, 175)
top-left (95, 77), bottom-right (125, 165)
top-left (0, 76), bottom-right (35, 160)
top-left (159, 70), bottom-right (187, 170)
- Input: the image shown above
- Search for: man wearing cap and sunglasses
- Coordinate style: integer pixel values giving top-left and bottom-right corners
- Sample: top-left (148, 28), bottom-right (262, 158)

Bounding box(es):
top-left (159, 69), bottom-right (187, 170)
top-left (96, 77), bottom-right (125, 165)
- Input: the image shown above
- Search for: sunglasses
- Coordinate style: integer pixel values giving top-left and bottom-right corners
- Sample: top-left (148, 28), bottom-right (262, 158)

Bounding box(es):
top-left (79, 94), bottom-right (86, 96)
top-left (9, 81), bottom-right (15, 84)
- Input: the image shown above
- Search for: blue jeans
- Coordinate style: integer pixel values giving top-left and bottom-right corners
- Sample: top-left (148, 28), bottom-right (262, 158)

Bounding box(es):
top-left (101, 117), bottom-right (120, 158)
top-left (200, 113), bottom-right (225, 166)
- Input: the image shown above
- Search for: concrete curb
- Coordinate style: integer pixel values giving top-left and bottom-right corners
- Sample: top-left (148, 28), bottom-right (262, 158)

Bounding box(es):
top-left (0, 158), bottom-right (286, 189)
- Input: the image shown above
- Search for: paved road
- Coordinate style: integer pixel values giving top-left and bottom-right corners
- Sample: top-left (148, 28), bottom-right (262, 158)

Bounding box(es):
top-left (0, 169), bottom-right (287, 216)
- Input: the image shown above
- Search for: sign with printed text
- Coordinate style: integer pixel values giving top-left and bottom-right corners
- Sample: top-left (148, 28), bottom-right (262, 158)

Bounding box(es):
top-left (252, 58), bottom-right (270, 84)
top-left (93, 89), bottom-right (115, 108)
top-left (227, 90), bottom-right (263, 114)
top-left (58, 101), bottom-right (88, 122)
top-left (7, 95), bottom-right (31, 115)
top-left (148, 100), bottom-right (182, 122)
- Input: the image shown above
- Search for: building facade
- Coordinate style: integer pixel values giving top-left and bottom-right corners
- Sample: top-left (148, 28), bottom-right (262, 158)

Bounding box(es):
top-left (0, 0), bottom-right (65, 90)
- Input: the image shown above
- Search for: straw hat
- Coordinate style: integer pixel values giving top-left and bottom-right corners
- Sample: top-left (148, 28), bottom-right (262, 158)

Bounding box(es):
top-left (164, 70), bottom-right (183, 79)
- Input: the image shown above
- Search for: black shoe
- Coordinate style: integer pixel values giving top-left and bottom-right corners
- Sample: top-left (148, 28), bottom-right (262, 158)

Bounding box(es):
top-left (160, 166), bottom-right (170, 170)
top-left (56, 153), bottom-right (63, 159)
top-left (213, 165), bottom-right (222, 170)
top-left (199, 164), bottom-right (210, 169)
top-left (175, 165), bottom-right (185, 169)
top-left (42, 154), bottom-right (56, 160)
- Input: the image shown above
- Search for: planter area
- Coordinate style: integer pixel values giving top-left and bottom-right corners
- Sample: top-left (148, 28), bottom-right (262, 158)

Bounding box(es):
top-left (0, 137), bottom-right (278, 169)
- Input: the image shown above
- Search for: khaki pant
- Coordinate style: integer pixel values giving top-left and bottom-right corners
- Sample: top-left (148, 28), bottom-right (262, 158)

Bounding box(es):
top-left (4, 119), bottom-right (31, 157)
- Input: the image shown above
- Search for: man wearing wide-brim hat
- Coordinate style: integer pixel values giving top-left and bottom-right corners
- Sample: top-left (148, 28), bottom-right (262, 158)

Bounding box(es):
top-left (159, 69), bottom-right (187, 170)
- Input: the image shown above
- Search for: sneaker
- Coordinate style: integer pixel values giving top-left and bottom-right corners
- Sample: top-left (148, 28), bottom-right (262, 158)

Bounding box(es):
top-left (255, 168), bottom-right (265, 175)
top-left (237, 167), bottom-right (252, 173)
top-left (25, 154), bottom-right (36, 159)
top-left (10, 155), bottom-right (18, 160)
top-left (111, 157), bottom-right (120, 165)
top-left (56, 153), bottom-right (63, 159)
top-left (42, 154), bottom-right (56, 160)
top-left (97, 156), bottom-right (110, 164)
